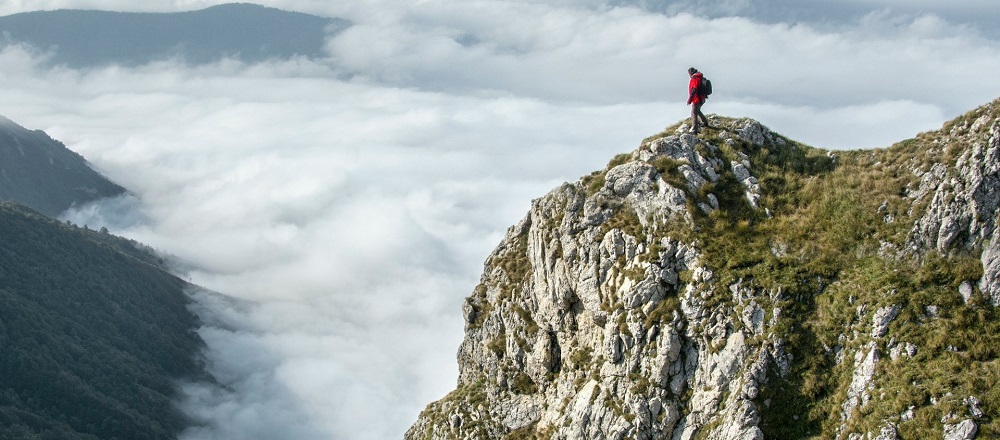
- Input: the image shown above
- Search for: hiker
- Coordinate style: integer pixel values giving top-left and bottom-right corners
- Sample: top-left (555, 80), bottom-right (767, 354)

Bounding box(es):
top-left (687, 67), bottom-right (710, 134)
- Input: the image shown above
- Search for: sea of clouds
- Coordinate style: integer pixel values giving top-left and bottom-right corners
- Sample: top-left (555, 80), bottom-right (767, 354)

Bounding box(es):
top-left (2, 1), bottom-right (1000, 439)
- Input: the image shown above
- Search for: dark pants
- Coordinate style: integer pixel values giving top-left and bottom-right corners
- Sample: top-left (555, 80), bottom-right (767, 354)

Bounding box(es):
top-left (691, 101), bottom-right (708, 133)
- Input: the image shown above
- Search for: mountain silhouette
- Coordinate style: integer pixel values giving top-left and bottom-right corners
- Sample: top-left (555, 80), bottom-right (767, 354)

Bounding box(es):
top-left (0, 116), bottom-right (126, 218)
top-left (0, 3), bottom-right (348, 67)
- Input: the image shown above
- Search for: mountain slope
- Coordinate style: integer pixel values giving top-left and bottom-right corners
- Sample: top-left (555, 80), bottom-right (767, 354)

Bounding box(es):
top-left (0, 3), bottom-right (347, 68)
top-left (0, 116), bottom-right (126, 218)
top-left (0, 201), bottom-right (207, 440)
top-left (408, 99), bottom-right (1000, 439)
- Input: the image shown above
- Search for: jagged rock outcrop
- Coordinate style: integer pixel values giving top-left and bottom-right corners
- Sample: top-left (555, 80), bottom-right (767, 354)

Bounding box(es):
top-left (0, 4), bottom-right (349, 68)
top-left (409, 99), bottom-right (1000, 439)
top-left (906, 105), bottom-right (1000, 306)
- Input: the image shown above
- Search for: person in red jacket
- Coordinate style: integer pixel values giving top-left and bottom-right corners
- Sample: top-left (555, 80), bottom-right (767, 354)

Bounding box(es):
top-left (687, 67), bottom-right (709, 134)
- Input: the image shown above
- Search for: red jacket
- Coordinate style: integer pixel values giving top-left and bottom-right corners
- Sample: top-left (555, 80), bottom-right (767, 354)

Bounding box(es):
top-left (688, 72), bottom-right (705, 105)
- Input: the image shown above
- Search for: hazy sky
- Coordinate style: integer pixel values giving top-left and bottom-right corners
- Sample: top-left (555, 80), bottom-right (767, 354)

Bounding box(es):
top-left (2, 1), bottom-right (1000, 439)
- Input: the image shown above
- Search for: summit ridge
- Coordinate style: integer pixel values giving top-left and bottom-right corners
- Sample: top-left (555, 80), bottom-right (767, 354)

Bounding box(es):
top-left (408, 99), bottom-right (1000, 439)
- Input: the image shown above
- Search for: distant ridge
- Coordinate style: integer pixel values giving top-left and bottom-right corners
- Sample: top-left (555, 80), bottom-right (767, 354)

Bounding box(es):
top-left (0, 3), bottom-right (348, 67)
top-left (0, 115), bottom-right (125, 218)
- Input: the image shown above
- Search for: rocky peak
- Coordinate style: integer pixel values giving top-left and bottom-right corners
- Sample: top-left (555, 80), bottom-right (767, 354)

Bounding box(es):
top-left (409, 101), bottom-right (1000, 439)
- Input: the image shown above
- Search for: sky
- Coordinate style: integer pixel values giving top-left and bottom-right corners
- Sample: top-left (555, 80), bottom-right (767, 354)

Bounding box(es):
top-left (2, 1), bottom-right (1000, 439)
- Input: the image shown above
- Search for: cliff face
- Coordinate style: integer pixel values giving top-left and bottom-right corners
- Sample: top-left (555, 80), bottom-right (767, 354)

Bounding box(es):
top-left (408, 99), bottom-right (1000, 440)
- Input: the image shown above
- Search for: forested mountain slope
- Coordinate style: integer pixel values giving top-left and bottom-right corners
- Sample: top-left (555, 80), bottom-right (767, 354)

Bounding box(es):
top-left (409, 98), bottom-right (1000, 439)
top-left (0, 202), bottom-right (206, 439)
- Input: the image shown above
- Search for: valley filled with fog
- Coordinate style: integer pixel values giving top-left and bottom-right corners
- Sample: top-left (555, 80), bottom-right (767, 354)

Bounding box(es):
top-left (2, 1), bottom-right (999, 438)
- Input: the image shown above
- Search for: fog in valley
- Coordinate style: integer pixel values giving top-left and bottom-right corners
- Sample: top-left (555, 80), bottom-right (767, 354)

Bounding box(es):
top-left (2, 1), bottom-right (999, 438)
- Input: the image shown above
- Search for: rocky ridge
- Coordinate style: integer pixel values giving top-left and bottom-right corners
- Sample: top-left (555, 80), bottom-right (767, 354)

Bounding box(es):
top-left (408, 99), bottom-right (1000, 439)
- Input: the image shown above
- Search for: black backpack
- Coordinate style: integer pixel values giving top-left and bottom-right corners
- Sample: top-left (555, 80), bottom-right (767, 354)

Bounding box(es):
top-left (699, 77), bottom-right (713, 97)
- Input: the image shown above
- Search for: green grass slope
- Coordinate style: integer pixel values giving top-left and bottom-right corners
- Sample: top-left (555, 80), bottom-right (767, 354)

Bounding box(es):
top-left (655, 106), bottom-right (1000, 437)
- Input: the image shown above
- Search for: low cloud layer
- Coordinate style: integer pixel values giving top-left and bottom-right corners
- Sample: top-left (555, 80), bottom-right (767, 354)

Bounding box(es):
top-left (3, 1), bottom-right (1000, 439)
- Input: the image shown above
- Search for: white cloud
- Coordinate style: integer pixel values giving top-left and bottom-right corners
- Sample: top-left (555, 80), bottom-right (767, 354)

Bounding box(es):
top-left (12, 54), bottom-right (652, 440)
top-left (3, 1), bottom-right (1000, 439)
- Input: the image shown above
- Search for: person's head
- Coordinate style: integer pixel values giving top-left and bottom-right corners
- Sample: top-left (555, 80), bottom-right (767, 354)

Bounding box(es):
top-left (688, 67), bottom-right (698, 76)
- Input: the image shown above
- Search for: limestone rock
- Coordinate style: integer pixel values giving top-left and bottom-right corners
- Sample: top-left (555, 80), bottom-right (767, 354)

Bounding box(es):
top-left (943, 419), bottom-right (978, 440)
top-left (906, 107), bottom-right (1000, 305)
